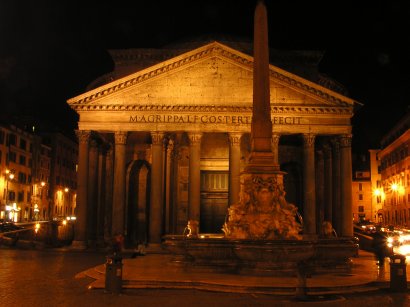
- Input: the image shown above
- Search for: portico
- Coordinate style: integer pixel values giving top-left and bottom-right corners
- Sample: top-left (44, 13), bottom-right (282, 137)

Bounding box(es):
top-left (67, 41), bottom-right (358, 247)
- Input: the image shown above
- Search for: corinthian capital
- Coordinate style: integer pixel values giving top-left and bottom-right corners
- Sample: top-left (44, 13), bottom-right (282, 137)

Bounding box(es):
top-left (271, 133), bottom-right (280, 147)
top-left (228, 133), bottom-right (242, 146)
top-left (339, 134), bottom-right (352, 148)
top-left (114, 131), bottom-right (128, 145)
top-left (75, 130), bottom-right (91, 144)
top-left (302, 133), bottom-right (316, 148)
top-left (151, 131), bottom-right (165, 145)
top-left (188, 133), bottom-right (202, 146)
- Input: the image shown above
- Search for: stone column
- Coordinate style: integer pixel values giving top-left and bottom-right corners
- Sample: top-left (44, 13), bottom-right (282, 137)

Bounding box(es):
top-left (271, 133), bottom-right (280, 165)
top-left (228, 133), bottom-right (242, 206)
top-left (331, 138), bottom-right (341, 235)
top-left (188, 133), bottom-right (202, 223)
top-left (87, 139), bottom-right (99, 246)
top-left (72, 130), bottom-right (90, 249)
top-left (315, 149), bottom-right (324, 234)
top-left (302, 133), bottom-right (316, 236)
top-left (112, 131), bottom-right (128, 236)
top-left (340, 134), bottom-right (353, 237)
top-left (97, 145), bottom-right (107, 246)
top-left (165, 138), bottom-right (174, 233)
top-left (323, 144), bottom-right (333, 223)
top-left (104, 146), bottom-right (114, 242)
top-left (149, 131), bottom-right (164, 243)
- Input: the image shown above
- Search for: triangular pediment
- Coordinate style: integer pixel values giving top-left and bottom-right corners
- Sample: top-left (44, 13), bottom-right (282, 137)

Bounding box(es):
top-left (68, 41), bottom-right (357, 111)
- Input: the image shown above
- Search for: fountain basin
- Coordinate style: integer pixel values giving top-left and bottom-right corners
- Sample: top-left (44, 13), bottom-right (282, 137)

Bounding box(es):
top-left (162, 234), bottom-right (358, 276)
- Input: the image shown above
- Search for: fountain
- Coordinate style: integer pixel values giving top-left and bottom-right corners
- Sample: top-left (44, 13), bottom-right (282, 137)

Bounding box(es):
top-left (162, 0), bottom-right (358, 276)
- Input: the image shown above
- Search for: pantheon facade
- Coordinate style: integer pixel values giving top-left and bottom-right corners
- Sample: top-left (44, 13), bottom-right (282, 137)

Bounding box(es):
top-left (67, 40), bottom-right (359, 247)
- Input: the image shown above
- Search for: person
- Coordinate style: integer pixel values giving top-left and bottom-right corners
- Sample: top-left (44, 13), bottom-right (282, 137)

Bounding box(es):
top-left (111, 233), bottom-right (124, 257)
top-left (371, 231), bottom-right (390, 266)
top-left (320, 221), bottom-right (337, 238)
top-left (131, 240), bottom-right (146, 258)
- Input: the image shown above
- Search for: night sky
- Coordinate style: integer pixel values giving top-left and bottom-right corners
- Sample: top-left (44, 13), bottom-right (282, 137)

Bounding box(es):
top-left (1, 0), bottom-right (409, 154)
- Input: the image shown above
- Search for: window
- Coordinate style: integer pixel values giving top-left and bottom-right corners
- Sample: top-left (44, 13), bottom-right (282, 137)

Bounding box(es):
top-left (19, 155), bottom-right (26, 166)
top-left (7, 133), bottom-right (16, 146)
top-left (9, 191), bottom-right (16, 201)
top-left (8, 151), bottom-right (16, 163)
top-left (19, 138), bottom-right (26, 150)
top-left (18, 191), bottom-right (24, 202)
top-left (359, 194), bottom-right (363, 201)
top-left (359, 183), bottom-right (362, 191)
top-left (358, 206), bottom-right (364, 213)
top-left (18, 172), bottom-right (27, 184)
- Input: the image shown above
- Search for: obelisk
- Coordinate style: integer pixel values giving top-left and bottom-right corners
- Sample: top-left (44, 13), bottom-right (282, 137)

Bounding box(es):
top-left (222, 0), bottom-right (301, 239)
top-left (245, 0), bottom-right (278, 173)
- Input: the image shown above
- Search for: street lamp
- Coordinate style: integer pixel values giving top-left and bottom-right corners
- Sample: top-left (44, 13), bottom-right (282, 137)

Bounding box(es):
top-left (5, 169), bottom-right (15, 221)
top-left (33, 181), bottom-right (47, 221)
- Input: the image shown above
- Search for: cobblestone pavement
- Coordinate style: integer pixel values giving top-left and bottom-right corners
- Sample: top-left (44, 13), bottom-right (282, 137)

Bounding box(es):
top-left (1, 247), bottom-right (410, 307)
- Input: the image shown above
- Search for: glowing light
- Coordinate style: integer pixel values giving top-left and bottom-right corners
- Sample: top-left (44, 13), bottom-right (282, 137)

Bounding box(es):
top-left (398, 186), bottom-right (406, 195)
top-left (34, 223), bottom-right (41, 233)
top-left (373, 188), bottom-right (382, 196)
top-left (64, 188), bottom-right (69, 192)
top-left (397, 244), bottom-right (410, 256)
top-left (391, 183), bottom-right (398, 191)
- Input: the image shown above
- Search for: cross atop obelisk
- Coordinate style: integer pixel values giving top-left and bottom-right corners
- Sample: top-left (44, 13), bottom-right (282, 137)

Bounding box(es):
top-left (245, 0), bottom-right (278, 173)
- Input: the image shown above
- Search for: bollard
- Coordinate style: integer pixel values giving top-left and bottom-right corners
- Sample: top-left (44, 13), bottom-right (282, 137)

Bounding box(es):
top-left (389, 254), bottom-right (407, 292)
top-left (105, 254), bottom-right (123, 293)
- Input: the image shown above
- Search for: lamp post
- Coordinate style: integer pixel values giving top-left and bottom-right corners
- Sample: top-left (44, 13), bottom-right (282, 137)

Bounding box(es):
top-left (40, 181), bottom-right (46, 220)
top-left (5, 169), bottom-right (15, 222)
top-left (33, 181), bottom-right (46, 221)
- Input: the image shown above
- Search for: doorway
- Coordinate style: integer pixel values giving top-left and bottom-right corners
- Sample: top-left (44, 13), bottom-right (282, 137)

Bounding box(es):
top-left (200, 171), bottom-right (229, 233)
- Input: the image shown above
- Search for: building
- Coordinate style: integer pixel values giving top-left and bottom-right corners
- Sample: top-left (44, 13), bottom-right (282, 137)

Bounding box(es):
top-left (351, 150), bottom-right (383, 224)
top-left (369, 149), bottom-right (383, 223)
top-left (31, 134), bottom-right (52, 220)
top-left (0, 124), bottom-right (34, 222)
top-left (378, 110), bottom-right (410, 227)
top-left (0, 122), bottom-right (77, 223)
top-left (67, 39), bottom-right (360, 248)
top-left (41, 132), bottom-right (78, 221)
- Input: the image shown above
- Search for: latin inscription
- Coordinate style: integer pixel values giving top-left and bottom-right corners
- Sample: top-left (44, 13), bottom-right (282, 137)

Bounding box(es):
top-left (129, 115), bottom-right (301, 125)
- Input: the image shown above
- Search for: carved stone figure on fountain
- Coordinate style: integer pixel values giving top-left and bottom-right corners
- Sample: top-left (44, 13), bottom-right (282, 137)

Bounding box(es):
top-left (222, 174), bottom-right (302, 240)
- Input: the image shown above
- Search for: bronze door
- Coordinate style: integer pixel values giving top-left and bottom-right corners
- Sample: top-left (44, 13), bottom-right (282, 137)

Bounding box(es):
top-left (200, 171), bottom-right (229, 233)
